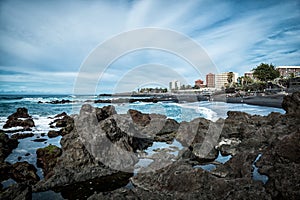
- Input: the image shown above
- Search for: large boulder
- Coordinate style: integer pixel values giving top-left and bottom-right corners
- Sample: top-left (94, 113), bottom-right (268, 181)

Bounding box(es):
top-left (282, 91), bottom-right (300, 115)
top-left (36, 145), bottom-right (62, 179)
top-left (49, 113), bottom-right (74, 136)
top-left (3, 108), bottom-right (35, 129)
top-left (0, 132), bottom-right (18, 162)
top-left (3, 118), bottom-right (35, 129)
top-left (256, 131), bottom-right (300, 199)
top-left (10, 161), bottom-right (40, 184)
top-left (128, 109), bottom-right (151, 126)
top-left (33, 104), bottom-right (134, 192)
top-left (88, 160), bottom-right (271, 200)
top-left (11, 133), bottom-right (34, 140)
top-left (0, 162), bottom-right (11, 183)
top-left (0, 183), bottom-right (32, 200)
top-left (95, 105), bottom-right (117, 121)
top-left (47, 130), bottom-right (60, 138)
top-left (7, 108), bottom-right (30, 119)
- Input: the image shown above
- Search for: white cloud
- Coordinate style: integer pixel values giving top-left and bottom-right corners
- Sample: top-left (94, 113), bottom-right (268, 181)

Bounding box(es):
top-left (0, 0), bottom-right (299, 93)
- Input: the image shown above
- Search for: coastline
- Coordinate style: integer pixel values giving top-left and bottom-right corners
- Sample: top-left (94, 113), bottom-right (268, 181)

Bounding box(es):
top-left (212, 93), bottom-right (285, 108)
top-left (99, 92), bottom-right (286, 109)
top-left (0, 92), bottom-right (299, 199)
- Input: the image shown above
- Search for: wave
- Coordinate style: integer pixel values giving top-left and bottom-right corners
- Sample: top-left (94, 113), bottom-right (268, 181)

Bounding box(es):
top-left (0, 96), bottom-right (23, 100)
top-left (176, 103), bottom-right (218, 122)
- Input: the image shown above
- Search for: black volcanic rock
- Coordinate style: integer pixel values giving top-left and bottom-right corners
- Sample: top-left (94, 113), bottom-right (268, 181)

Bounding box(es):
top-left (7, 107), bottom-right (30, 119)
top-left (128, 109), bottom-right (151, 126)
top-left (0, 132), bottom-right (18, 162)
top-left (49, 113), bottom-right (74, 136)
top-left (36, 145), bottom-right (62, 179)
top-left (47, 130), bottom-right (60, 138)
top-left (89, 161), bottom-right (271, 200)
top-left (0, 183), bottom-right (32, 200)
top-left (282, 91), bottom-right (300, 115)
top-left (10, 161), bottom-right (40, 184)
top-left (256, 131), bottom-right (300, 199)
top-left (48, 99), bottom-right (73, 104)
top-left (95, 105), bottom-right (117, 122)
top-left (3, 107), bottom-right (35, 129)
top-left (0, 162), bottom-right (11, 182)
top-left (54, 112), bottom-right (67, 118)
top-left (32, 138), bottom-right (47, 142)
top-left (11, 133), bottom-right (34, 140)
top-left (33, 104), bottom-right (135, 192)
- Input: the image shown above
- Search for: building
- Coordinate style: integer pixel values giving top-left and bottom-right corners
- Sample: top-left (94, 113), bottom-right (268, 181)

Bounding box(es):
top-left (244, 71), bottom-right (254, 79)
top-left (215, 72), bottom-right (228, 89)
top-left (215, 72), bottom-right (238, 89)
top-left (194, 79), bottom-right (205, 88)
top-left (206, 73), bottom-right (215, 88)
top-left (276, 66), bottom-right (300, 78)
top-left (169, 80), bottom-right (181, 91)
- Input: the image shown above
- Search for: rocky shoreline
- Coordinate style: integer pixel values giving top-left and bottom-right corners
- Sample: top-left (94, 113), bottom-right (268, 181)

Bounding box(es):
top-left (0, 92), bottom-right (299, 199)
top-left (39, 93), bottom-right (286, 109)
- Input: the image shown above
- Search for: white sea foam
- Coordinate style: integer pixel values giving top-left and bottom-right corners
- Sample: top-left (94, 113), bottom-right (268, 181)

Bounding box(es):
top-left (177, 103), bottom-right (219, 122)
top-left (22, 97), bottom-right (47, 103)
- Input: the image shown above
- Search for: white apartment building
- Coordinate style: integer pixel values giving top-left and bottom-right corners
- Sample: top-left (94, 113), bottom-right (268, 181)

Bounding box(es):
top-left (215, 72), bottom-right (238, 89)
top-left (169, 80), bottom-right (181, 91)
top-left (276, 66), bottom-right (300, 78)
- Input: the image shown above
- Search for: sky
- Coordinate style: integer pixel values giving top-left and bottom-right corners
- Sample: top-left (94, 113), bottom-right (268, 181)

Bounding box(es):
top-left (0, 0), bottom-right (299, 94)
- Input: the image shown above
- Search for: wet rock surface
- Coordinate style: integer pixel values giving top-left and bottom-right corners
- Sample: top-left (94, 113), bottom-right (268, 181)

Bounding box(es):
top-left (11, 133), bottom-right (34, 140)
top-left (0, 132), bottom-right (18, 162)
top-left (0, 183), bottom-right (32, 200)
top-left (3, 107), bottom-right (35, 129)
top-left (48, 112), bottom-right (74, 136)
top-left (96, 105), bottom-right (117, 121)
top-left (282, 91), bottom-right (300, 115)
top-left (36, 145), bottom-right (62, 179)
top-left (10, 162), bottom-right (40, 184)
top-left (33, 105), bottom-right (134, 192)
top-left (256, 131), bottom-right (300, 199)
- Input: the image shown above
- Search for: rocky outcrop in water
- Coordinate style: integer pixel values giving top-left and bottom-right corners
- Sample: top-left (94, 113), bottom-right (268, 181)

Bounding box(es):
top-left (3, 108), bottom-right (35, 129)
top-left (0, 132), bottom-right (18, 162)
top-left (36, 145), bottom-right (62, 179)
top-left (256, 131), bottom-right (300, 199)
top-left (0, 183), bottom-right (32, 200)
top-left (11, 133), bottom-right (34, 140)
top-left (282, 91), bottom-right (300, 115)
top-left (47, 99), bottom-right (73, 104)
top-left (10, 162), bottom-right (40, 184)
top-left (33, 105), bottom-right (135, 192)
top-left (48, 112), bottom-right (74, 137)
top-left (96, 105), bottom-right (117, 121)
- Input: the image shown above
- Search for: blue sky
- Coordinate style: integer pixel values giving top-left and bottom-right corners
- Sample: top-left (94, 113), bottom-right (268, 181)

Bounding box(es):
top-left (0, 0), bottom-right (299, 94)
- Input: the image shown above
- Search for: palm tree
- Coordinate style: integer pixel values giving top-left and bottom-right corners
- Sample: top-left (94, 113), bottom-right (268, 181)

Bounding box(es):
top-left (227, 72), bottom-right (234, 87)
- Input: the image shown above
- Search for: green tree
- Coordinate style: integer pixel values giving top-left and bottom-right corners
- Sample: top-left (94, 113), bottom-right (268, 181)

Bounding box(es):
top-left (243, 76), bottom-right (253, 85)
top-left (227, 72), bottom-right (234, 86)
top-left (252, 63), bottom-right (280, 82)
top-left (237, 76), bottom-right (243, 86)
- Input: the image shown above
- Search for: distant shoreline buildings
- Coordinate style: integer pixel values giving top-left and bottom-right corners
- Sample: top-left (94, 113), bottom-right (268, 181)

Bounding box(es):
top-left (169, 80), bottom-right (181, 91)
top-left (276, 66), bottom-right (300, 78)
top-left (168, 66), bottom-right (300, 92)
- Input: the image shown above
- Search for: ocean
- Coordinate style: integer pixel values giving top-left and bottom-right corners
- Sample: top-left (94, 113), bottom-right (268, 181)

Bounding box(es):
top-left (0, 94), bottom-right (284, 192)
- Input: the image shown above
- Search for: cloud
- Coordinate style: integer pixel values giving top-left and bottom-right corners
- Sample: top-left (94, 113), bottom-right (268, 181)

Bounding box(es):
top-left (0, 0), bottom-right (299, 93)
